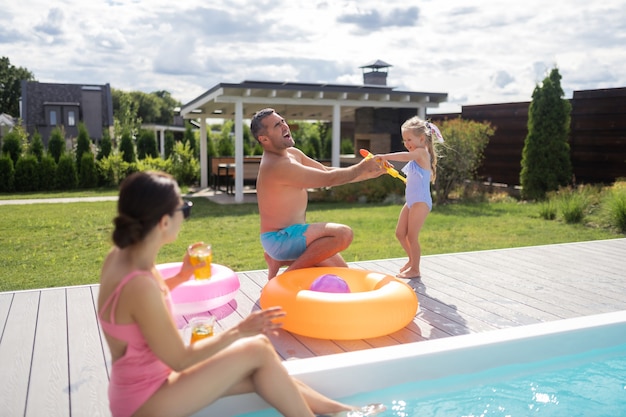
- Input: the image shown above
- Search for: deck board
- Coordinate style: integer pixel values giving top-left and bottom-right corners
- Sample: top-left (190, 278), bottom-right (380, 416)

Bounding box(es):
top-left (1, 238), bottom-right (625, 416)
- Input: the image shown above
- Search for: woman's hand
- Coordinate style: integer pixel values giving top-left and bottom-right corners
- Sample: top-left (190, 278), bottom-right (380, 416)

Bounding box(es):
top-left (237, 307), bottom-right (286, 337)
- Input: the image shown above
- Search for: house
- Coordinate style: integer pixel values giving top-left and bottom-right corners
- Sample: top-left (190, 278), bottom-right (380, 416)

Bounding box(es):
top-left (20, 81), bottom-right (114, 146)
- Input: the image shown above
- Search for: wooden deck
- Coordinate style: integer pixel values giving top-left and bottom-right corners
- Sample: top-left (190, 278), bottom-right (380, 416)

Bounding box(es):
top-left (1, 238), bottom-right (625, 416)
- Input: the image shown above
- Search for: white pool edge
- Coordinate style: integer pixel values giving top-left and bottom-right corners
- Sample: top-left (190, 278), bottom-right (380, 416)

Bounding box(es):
top-left (196, 311), bottom-right (626, 417)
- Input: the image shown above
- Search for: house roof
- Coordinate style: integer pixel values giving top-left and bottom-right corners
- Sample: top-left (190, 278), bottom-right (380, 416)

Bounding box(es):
top-left (180, 80), bottom-right (447, 121)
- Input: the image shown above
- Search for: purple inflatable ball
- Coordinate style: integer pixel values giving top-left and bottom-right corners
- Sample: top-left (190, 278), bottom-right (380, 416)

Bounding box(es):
top-left (309, 274), bottom-right (350, 293)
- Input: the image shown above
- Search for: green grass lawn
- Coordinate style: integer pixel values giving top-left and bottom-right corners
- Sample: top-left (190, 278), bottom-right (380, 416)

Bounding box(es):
top-left (0, 197), bottom-right (620, 292)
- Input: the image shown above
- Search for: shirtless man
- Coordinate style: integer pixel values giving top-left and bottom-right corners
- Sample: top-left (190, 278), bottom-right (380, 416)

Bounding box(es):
top-left (251, 108), bottom-right (384, 279)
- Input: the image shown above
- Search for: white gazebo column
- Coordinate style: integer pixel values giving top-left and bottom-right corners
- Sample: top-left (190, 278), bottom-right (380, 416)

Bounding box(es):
top-left (159, 128), bottom-right (165, 158)
top-left (418, 106), bottom-right (426, 120)
top-left (332, 103), bottom-right (341, 167)
top-left (234, 100), bottom-right (244, 203)
top-left (200, 118), bottom-right (208, 188)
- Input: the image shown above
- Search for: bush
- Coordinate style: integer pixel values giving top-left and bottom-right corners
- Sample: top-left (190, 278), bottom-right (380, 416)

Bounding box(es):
top-left (15, 155), bottom-right (40, 191)
top-left (136, 129), bottom-right (159, 159)
top-left (605, 184), bottom-right (626, 233)
top-left (555, 187), bottom-right (590, 224)
top-left (119, 130), bottom-right (136, 163)
top-left (136, 156), bottom-right (172, 174)
top-left (164, 131), bottom-right (175, 159)
top-left (28, 131), bottom-right (45, 161)
top-left (434, 118), bottom-right (493, 203)
top-left (538, 200), bottom-right (557, 220)
top-left (79, 152), bottom-right (99, 189)
top-left (0, 156), bottom-right (15, 192)
top-left (56, 154), bottom-right (78, 190)
top-left (97, 152), bottom-right (128, 187)
top-left (169, 141), bottom-right (199, 186)
top-left (75, 122), bottom-right (92, 172)
top-left (39, 155), bottom-right (57, 190)
top-left (97, 129), bottom-right (112, 160)
top-left (1, 130), bottom-right (23, 165)
top-left (48, 127), bottom-right (66, 163)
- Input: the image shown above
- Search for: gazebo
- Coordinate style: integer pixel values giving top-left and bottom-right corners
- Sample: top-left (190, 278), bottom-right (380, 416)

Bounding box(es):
top-left (180, 78), bottom-right (446, 202)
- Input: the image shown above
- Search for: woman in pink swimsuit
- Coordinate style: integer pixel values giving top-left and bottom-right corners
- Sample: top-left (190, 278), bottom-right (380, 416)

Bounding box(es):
top-left (97, 171), bottom-right (384, 417)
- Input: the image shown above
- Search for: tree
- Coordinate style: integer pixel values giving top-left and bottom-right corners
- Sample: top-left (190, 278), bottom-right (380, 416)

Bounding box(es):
top-left (136, 129), bottom-right (158, 159)
top-left (47, 127), bottom-right (65, 163)
top-left (434, 118), bottom-right (494, 203)
top-left (520, 67), bottom-right (572, 200)
top-left (1, 129), bottom-right (23, 165)
top-left (0, 56), bottom-right (36, 116)
top-left (97, 129), bottom-right (112, 160)
top-left (119, 129), bottom-right (136, 163)
top-left (75, 122), bottom-right (92, 172)
top-left (28, 131), bottom-right (44, 161)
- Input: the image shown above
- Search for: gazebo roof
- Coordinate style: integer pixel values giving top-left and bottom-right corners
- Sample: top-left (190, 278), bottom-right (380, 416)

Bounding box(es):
top-left (180, 79), bottom-right (447, 121)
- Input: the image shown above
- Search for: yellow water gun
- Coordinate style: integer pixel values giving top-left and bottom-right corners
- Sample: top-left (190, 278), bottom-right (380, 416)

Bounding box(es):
top-left (359, 149), bottom-right (407, 184)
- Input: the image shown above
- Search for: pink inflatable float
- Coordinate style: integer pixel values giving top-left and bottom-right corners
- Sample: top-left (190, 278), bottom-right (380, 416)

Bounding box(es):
top-left (156, 262), bottom-right (240, 315)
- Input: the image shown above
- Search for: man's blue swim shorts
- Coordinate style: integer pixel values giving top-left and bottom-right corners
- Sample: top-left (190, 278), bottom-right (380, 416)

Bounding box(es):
top-left (260, 224), bottom-right (310, 261)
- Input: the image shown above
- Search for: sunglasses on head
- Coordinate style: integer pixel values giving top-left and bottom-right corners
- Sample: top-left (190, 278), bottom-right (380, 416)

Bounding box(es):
top-left (176, 200), bottom-right (193, 219)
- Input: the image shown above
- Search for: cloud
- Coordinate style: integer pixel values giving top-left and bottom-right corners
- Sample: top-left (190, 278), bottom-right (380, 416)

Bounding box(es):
top-left (490, 71), bottom-right (515, 89)
top-left (337, 7), bottom-right (419, 32)
top-left (34, 8), bottom-right (65, 37)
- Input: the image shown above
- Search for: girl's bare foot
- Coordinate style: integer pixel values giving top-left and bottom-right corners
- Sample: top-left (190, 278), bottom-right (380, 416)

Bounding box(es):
top-left (396, 268), bottom-right (421, 279)
top-left (399, 262), bottom-right (411, 273)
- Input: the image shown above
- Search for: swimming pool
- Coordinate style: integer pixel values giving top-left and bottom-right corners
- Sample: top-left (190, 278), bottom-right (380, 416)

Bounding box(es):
top-left (196, 311), bottom-right (626, 417)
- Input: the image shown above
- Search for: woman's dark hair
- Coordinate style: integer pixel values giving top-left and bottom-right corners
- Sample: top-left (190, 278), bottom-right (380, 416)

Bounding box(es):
top-left (112, 171), bottom-right (180, 248)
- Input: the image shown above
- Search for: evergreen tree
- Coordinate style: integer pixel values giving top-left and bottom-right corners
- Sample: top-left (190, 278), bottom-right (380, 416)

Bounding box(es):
top-left (28, 131), bottom-right (44, 161)
top-left (48, 127), bottom-right (66, 163)
top-left (119, 129), bottom-right (136, 163)
top-left (136, 129), bottom-right (158, 159)
top-left (520, 68), bottom-right (572, 200)
top-left (75, 122), bottom-right (92, 171)
top-left (97, 129), bottom-right (112, 160)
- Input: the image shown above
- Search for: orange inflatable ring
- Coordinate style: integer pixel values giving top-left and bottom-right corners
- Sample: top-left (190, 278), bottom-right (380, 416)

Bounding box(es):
top-left (259, 267), bottom-right (418, 340)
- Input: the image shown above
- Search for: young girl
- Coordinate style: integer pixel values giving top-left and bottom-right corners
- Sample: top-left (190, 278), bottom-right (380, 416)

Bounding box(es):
top-left (97, 171), bottom-right (383, 417)
top-left (376, 116), bottom-right (443, 279)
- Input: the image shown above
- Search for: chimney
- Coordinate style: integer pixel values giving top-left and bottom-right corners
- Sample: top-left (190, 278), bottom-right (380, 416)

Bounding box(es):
top-left (360, 59), bottom-right (392, 86)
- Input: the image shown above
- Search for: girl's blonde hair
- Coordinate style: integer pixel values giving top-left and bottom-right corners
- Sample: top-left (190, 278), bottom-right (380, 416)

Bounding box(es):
top-left (401, 116), bottom-right (439, 183)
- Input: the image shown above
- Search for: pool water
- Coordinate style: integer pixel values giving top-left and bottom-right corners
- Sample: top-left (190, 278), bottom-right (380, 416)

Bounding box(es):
top-left (239, 343), bottom-right (626, 417)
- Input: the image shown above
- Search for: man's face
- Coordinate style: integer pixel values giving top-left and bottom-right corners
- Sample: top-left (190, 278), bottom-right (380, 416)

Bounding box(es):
top-left (261, 112), bottom-right (294, 150)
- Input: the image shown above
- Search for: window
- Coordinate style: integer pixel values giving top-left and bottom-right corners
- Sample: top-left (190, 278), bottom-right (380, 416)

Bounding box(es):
top-left (68, 111), bottom-right (76, 126)
top-left (50, 110), bottom-right (57, 126)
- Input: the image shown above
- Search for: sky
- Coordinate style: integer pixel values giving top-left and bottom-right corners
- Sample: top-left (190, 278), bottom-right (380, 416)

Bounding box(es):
top-left (2, 0), bottom-right (625, 115)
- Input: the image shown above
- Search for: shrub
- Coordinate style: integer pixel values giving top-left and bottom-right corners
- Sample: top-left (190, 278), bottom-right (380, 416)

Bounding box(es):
top-left (1, 129), bottom-right (23, 165)
top-left (539, 200), bottom-right (557, 220)
top-left (75, 122), bottom-right (92, 172)
top-left (14, 154), bottom-right (40, 191)
top-left (434, 118), bottom-right (493, 203)
top-left (136, 129), bottom-right (158, 159)
top-left (97, 129), bottom-right (113, 160)
top-left (47, 127), bottom-right (66, 163)
top-left (136, 156), bottom-right (172, 174)
top-left (0, 156), bottom-right (15, 192)
top-left (119, 130), bottom-right (136, 163)
top-left (79, 152), bottom-right (99, 189)
top-left (557, 188), bottom-right (589, 224)
top-left (164, 131), bottom-right (175, 159)
top-left (520, 68), bottom-right (572, 200)
top-left (169, 141), bottom-right (199, 186)
top-left (56, 154), bottom-right (78, 190)
top-left (606, 185), bottom-right (626, 233)
top-left (97, 152), bottom-right (128, 187)
top-left (28, 131), bottom-right (45, 161)
top-left (39, 155), bottom-right (57, 190)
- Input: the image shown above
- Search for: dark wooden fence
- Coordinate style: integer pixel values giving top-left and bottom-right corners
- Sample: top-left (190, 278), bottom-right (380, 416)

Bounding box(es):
top-left (430, 87), bottom-right (626, 186)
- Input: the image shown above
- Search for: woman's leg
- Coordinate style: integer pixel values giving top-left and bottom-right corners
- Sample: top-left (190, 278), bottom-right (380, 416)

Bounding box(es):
top-left (136, 335), bottom-right (339, 417)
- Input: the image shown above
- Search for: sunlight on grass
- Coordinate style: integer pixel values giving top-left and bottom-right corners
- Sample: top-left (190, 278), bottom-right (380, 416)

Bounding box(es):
top-left (0, 198), bottom-right (620, 292)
